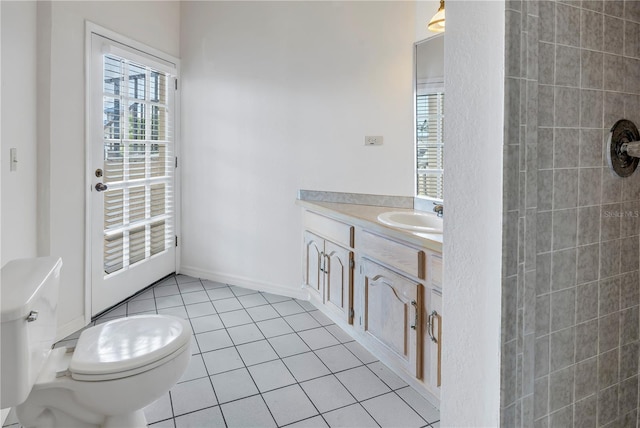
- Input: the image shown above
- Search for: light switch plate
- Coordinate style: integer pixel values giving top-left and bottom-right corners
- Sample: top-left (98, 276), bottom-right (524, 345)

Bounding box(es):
top-left (365, 136), bottom-right (383, 146)
top-left (9, 148), bottom-right (17, 172)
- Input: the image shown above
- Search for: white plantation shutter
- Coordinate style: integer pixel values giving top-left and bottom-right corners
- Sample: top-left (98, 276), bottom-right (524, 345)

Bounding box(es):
top-left (416, 91), bottom-right (444, 200)
top-left (101, 53), bottom-right (175, 275)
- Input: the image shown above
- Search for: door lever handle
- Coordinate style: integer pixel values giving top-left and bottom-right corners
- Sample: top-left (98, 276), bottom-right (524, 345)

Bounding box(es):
top-left (95, 183), bottom-right (108, 192)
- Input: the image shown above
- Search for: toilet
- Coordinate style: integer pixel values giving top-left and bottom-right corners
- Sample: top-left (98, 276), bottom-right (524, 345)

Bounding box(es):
top-left (1, 257), bottom-right (192, 428)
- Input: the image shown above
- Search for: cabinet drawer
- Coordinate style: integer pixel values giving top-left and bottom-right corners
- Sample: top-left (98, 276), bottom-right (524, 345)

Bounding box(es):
top-left (358, 230), bottom-right (425, 279)
top-left (304, 211), bottom-right (354, 248)
top-left (430, 254), bottom-right (443, 288)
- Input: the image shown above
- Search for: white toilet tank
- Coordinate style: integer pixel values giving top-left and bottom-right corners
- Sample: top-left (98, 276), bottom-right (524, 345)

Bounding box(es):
top-left (1, 257), bottom-right (62, 408)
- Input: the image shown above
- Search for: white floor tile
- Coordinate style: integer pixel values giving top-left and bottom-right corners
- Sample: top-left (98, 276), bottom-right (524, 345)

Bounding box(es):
top-left (344, 341), bottom-right (378, 364)
top-left (210, 367), bottom-right (259, 403)
top-left (144, 392), bottom-right (173, 424)
top-left (227, 323), bottom-right (265, 345)
top-left (315, 344), bottom-right (362, 373)
top-left (261, 292), bottom-right (292, 304)
top-left (322, 403), bottom-right (378, 428)
top-left (207, 287), bottom-right (235, 301)
top-left (229, 285), bottom-right (258, 297)
top-left (158, 306), bottom-right (188, 319)
top-left (149, 418), bottom-right (175, 428)
top-left (272, 300), bottom-right (306, 316)
top-left (191, 314), bottom-right (225, 334)
top-left (174, 406), bottom-right (224, 428)
top-left (246, 304), bottom-right (281, 322)
top-left (178, 281), bottom-right (205, 294)
top-left (335, 366), bottom-right (391, 401)
top-left (298, 327), bottom-right (340, 350)
top-left (202, 347), bottom-right (244, 375)
top-left (128, 299), bottom-right (157, 314)
top-left (368, 361), bottom-right (408, 390)
top-left (236, 339), bottom-right (279, 366)
top-left (238, 292), bottom-right (269, 308)
top-left (396, 386), bottom-right (441, 424)
top-left (282, 352), bottom-right (331, 382)
top-left (325, 324), bottom-right (355, 344)
top-left (201, 279), bottom-right (227, 289)
top-left (361, 392), bottom-right (426, 428)
top-left (156, 294), bottom-right (185, 310)
top-left (170, 377), bottom-right (217, 416)
top-left (181, 291), bottom-right (209, 305)
top-left (179, 354), bottom-right (207, 383)
top-left (257, 317), bottom-right (295, 338)
top-left (213, 297), bottom-right (244, 313)
top-left (248, 359), bottom-right (297, 392)
top-left (154, 284), bottom-right (180, 297)
top-left (268, 333), bottom-right (311, 358)
top-left (221, 395), bottom-right (277, 428)
top-left (195, 329), bottom-right (233, 353)
top-left (175, 274), bottom-right (200, 285)
top-left (286, 415), bottom-right (329, 427)
top-left (294, 299), bottom-right (317, 312)
top-left (262, 384), bottom-right (318, 426)
top-left (190, 335), bottom-right (200, 355)
top-left (185, 302), bottom-right (216, 319)
top-left (308, 310), bottom-right (334, 326)
top-left (130, 288), bottom-right (155, 301)
top-left (300, 375), bottom-right (356, 413)
top-left (156, 277), bottom-right (178, 287)
top-left (219, 308), bottom-right (253, 327)
top-left (284, 312), bottom-right (322, 332)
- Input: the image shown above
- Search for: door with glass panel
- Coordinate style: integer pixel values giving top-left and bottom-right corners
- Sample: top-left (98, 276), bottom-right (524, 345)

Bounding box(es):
top-left (89, 33), bottom-right (177, 316)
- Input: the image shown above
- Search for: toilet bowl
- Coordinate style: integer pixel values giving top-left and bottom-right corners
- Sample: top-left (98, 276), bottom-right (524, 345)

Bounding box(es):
top-left (1, 257), bottom-right (192, 428)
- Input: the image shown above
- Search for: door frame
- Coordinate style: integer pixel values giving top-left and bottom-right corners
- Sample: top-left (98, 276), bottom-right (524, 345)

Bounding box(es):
top-left (84, 22), bottom-right (182, 324)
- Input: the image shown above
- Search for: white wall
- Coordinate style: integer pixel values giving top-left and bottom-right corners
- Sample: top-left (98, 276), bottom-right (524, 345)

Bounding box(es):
top-left (440, 1), bottom-right (504, 426)
top-left (40, 1), bottom-right (180, 334)
top-left (1, 1), bottom-right (38, 265)
top-left (179, 1), bottom-right (416, 294)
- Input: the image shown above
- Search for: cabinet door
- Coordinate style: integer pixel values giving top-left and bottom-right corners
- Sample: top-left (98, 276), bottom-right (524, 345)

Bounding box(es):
top-left (362, 259), bottom-right (422, 378)
top-left (426, 288), bottom-right (442, 390)
top-left (324, 241), bottom-right (353, 324)
top-left (303, 231), bottom-right (324, 299)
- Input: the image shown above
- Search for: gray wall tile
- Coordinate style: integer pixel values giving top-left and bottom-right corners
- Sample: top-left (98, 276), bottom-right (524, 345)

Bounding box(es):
top-left (550, 327), bottom-right (575, 370)
top-left (549, 366), bottom-right (574, 412)
top-left (574, 357), bottom-right (597, 400)
top-left (575, 319), bottom-right (598, 361)
top-left (574, 395), bottom-right (597, 428)
top-left (576, 281), bottom-right (599, 323)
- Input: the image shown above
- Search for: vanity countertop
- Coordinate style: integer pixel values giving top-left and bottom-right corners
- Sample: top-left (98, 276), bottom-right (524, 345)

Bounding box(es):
top-left (296, 199), bottom-right (443, 253)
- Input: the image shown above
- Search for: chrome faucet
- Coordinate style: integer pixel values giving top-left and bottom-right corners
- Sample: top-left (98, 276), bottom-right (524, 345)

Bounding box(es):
top-left (433, 203), bottom-right (443, 217)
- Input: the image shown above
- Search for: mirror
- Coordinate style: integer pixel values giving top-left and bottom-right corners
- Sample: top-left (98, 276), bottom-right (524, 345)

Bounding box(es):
top-left (415, 34), bottom-right (444, 201)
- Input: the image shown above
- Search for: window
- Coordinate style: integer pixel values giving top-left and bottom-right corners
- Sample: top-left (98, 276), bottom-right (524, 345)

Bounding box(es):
top-left (101, 53), bottom-right (174, 274)
top-left (416, 89), bottom-right (444, 200)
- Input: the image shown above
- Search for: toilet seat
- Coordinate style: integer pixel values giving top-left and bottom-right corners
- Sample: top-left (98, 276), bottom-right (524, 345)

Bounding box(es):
top-left (69, 315), bottom-right (191, 382)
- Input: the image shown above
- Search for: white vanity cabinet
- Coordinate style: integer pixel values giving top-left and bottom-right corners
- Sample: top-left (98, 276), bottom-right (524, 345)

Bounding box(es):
top-left (361, 258), bottom-right (422, 378)
top-left (300, 205), bottom-right (443, 404)
top-left (302, 212), bottom-right (354, 324)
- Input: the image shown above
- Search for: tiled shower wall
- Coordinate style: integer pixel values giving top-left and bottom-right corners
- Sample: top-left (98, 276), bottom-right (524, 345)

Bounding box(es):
top-left (502, 1), bottom-right (640, 426)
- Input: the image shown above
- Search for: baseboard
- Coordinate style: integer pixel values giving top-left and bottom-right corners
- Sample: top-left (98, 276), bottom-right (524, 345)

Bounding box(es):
top-left (179, 265), bottom-right (310, 301)
top-left (55, 315), bottom-right (87, 342)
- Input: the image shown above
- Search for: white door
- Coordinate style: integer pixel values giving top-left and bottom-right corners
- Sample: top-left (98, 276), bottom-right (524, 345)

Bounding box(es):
top-left (89, 33), bottom-right (177, 316)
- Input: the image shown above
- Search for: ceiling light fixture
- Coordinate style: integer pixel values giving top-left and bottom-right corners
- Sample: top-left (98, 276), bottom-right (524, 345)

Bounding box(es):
top-left (428, 0), bottom-right (445, 33)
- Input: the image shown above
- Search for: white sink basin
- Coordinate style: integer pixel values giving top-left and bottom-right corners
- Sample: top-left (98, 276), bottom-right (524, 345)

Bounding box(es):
top-left (377, 211), bottom-right (443, 233)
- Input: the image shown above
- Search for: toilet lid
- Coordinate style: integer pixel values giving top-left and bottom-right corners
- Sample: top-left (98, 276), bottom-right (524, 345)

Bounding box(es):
top-left (69, 315), bottom-right (191, 380)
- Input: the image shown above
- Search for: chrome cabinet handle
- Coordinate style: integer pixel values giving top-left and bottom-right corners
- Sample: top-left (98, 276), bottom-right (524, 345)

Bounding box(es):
top-left (95, 183), bottom-right (108, 192)
top-left (427, 310), bottom-right (438, 343)
top-left (26, 310), bottom-right (39, 322)
top-left (410, 300), bottom-right (418, 330)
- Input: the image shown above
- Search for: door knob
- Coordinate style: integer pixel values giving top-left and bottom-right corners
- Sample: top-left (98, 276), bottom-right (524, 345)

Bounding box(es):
top-left (95, 183), bottom-right (108, 192)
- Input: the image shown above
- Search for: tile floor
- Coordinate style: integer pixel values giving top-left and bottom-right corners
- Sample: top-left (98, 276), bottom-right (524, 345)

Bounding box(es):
top-left (3, 274), bottom-right (440, 428)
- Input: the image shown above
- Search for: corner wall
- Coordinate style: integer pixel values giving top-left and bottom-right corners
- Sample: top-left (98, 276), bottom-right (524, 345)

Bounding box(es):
top-left (1, 1), bottom-right (38, 265)
top-left (179, 1), bottom-right (415, 294)
top-left (440, 1), bottom-right (505, 426)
